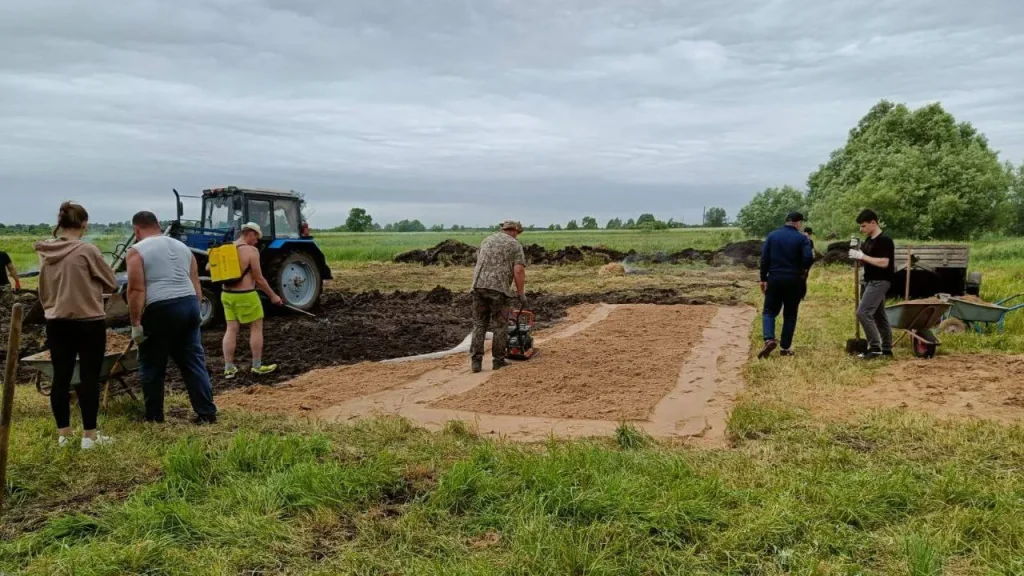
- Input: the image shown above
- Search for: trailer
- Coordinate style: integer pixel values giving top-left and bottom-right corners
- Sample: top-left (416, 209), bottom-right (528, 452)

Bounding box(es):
top-left (863, 244), bottom-right (981, 300)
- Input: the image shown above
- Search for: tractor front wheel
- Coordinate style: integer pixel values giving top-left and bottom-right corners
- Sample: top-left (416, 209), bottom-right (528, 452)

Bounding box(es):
top-left (271, 252), bottom-right (322, 311)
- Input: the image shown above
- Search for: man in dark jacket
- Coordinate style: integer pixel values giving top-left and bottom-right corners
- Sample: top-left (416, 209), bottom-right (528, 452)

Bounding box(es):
top-left (758, 212), bottom-right (814, 358)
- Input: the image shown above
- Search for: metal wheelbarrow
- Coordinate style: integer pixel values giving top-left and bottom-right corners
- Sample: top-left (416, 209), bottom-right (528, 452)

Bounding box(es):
top-left (21, 343), bottom-right (139, 404)
top-left (939, 294), bottom-right (1024, 334)
top-left (884, 301), bottom-right (952, 359)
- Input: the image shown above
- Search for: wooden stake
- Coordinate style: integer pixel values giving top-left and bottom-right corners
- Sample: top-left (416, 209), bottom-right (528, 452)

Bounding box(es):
top-left (854, 260), bottom-right (861, 339)
top-left (905, 249), bottom-right (913, 301)
top-left (1, 303), bottom-right (25, 513)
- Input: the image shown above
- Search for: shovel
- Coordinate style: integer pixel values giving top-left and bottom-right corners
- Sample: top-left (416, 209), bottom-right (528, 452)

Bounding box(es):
top-left (845, 237), bottom-right (868, 355)
top-left (283, 304), bottom-right (330, 324)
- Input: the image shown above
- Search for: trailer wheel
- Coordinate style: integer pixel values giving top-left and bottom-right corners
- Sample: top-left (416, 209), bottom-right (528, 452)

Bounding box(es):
top-left (938, 318), bottom-right (967, 334)
top-left (966, 271), bottom-right (982, 296)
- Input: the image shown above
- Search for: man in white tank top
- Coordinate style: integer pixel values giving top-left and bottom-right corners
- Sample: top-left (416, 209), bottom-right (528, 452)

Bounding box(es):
top-left (126, 211), bottom-right (218, 424)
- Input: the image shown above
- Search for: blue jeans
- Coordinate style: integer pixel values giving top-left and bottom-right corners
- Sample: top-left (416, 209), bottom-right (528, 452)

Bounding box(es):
top-left (762, 277), bottom-right (802, 350)
top-left (139, 296), bottom-right (217, 422)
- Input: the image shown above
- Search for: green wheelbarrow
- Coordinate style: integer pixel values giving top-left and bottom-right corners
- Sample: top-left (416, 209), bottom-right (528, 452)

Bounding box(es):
top-left (938, 294), bottom-right (1024, 334)
top-left (884, 301), bottom-right (952, 359)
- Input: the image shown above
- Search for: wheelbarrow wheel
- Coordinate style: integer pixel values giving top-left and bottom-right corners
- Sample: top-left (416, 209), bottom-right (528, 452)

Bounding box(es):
top-left (912, 329), bottom-right (937, 359)
top-left (938, 318), bottom-right (967, 334)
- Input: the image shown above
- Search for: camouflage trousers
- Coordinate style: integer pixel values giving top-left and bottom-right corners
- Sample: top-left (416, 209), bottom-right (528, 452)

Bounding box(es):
top-left (470, 288), bottom-right (508, 361)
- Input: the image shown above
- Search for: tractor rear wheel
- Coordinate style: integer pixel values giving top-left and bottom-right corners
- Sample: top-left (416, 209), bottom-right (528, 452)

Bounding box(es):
top-left (271, 252), bottom-right (322, 311)
top-left (199, 287), bottom-right (223, 329)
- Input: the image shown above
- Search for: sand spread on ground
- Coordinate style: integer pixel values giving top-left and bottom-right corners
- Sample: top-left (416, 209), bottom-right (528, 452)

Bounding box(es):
top-left (433, 305), bottom-right (716, 421)
top-left (218, 360), bottom-right (445, 414)
top-left (828, 354), bottom-right (1024, 423)
top-left (34, 331), bottom-right (133, 359)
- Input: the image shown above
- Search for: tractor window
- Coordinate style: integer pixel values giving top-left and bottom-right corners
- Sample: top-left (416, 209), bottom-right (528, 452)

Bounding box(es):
top-left (203, 196), bottom-right (240, 231)
top-left (247, 199), bottom-right (273, 237)
top-left (273, 199), bottom-right (301, 238)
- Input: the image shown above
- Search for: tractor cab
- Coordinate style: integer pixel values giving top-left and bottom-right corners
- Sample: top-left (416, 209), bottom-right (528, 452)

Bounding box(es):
top-left (174, 186), bottom-right (311, 252)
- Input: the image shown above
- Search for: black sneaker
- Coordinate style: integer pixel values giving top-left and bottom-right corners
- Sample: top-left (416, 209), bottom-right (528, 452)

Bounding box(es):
top-left (492, 359), bottom-right (507, 371)
top-left (858, 351), bottom-right (883, 360)
top-left (471, 359), bottom-right (483, 373)
top-left (881, 351), bottom-right (894, 358)
top-left (757, 339), bottom-right (778, 359)
top-left (192, 413), bottom-right (217, 425)
top-left (779, 349), bottom-right (795, 357)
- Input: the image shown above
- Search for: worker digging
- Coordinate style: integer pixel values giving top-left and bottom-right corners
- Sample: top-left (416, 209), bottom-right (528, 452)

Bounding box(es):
top-left (469, 219), bottom-right (529, 373)
top-left (211, 222), bottom-right (284, 379)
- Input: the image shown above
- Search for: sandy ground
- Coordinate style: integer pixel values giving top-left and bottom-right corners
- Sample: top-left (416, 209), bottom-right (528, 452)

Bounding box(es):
top-left (433, 305), bottom-right (716, 421)
top-left (224, 303), bottom-right (756, 444)
top-left (829, 354), bottom-right (1024, 423)
top-left (219, 360), bottom-right (447, 414)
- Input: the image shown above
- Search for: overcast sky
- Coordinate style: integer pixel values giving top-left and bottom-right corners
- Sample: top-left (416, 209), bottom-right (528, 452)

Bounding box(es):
top-left (2, 0), bottom-right (1022, 228)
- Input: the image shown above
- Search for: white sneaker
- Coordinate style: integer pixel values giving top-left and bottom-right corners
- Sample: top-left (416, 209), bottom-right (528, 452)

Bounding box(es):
top-left (58, 435), bottom-right (71, 447)
top-left (81, 433), bottom-right (113, 450)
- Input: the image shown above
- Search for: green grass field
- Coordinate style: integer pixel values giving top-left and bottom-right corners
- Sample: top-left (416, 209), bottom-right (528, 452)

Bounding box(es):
top-left (3, 232), bottom-right (1024, 574)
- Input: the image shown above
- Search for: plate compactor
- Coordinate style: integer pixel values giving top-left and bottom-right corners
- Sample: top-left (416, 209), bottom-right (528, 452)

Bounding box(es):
top-left (506, 309), bottom-right (537, 360)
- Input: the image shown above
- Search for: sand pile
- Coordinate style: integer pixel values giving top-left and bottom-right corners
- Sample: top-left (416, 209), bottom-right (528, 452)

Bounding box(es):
top-left (826, 354), bottom-right (1024, 423)
top-left (598, 263), bottom-right (626, 276)
top-left (433, 305), bottom-right (717, 421)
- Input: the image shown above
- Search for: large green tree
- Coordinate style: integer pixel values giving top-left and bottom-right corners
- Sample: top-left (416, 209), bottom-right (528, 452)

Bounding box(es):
top-left (581, 216), bottom-right (599, 230)
top-left (807, 100), bottom-right (1011, 239)
top-left (1010, 161), bottom-right (1024, 236)
top-left (704, 207), bottom-right (727, 227)
top-left (345, 208), bottom-right (374, 232)
top-left (736, 186), bottom-right (806, 237)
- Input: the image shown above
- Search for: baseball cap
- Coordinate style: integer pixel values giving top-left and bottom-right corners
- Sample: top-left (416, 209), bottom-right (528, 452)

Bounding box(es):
top-left (241, 222), bottom-right (263, 238)
top-left (499, 220), bottom-right (523, 232)
top-left (785, 212), bottom-right (804, 223)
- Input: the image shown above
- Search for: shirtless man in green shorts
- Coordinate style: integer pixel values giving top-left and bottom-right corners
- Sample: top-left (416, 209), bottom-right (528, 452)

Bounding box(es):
top-left (221, 222), bottom-right (284, 379)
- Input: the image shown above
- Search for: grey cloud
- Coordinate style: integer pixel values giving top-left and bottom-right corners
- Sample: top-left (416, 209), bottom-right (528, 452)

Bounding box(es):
top-left (2, 0), bottom-right (1023, 227)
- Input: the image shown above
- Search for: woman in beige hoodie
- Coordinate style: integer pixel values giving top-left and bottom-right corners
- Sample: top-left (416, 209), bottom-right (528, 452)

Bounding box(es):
top-left (35, 202), bottom-right (118, 449)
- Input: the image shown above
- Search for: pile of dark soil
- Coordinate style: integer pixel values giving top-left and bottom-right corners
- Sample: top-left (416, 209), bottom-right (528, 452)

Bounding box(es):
top-left (394, 239), bottom-right (478, 266)
top-left (821, 241), bottom-right (853, 265)
top-left (0, 291), bottom-right (47, 380)
top-left (395, 239), bottom-right (765, 269)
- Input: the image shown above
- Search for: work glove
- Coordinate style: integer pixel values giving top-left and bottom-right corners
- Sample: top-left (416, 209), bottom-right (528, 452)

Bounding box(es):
top-left (131, 325), bottom-right (147, 345)
top-left (517, 293), bottom-right (528, 309)
top-left (848, 249), bottom-right (865, 261)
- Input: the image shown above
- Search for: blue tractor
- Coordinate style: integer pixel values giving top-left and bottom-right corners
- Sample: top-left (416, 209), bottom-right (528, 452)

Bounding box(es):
top-left (108, 186), bottom-right (331, 327)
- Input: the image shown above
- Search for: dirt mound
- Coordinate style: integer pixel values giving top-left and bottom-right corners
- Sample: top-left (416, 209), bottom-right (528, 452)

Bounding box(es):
top-left (394, 239), bottom-right (478, 266)
top-left (0, 291), bottom-right (47, 379)
top-left (713, 240), bottom-right (763, 268)
top-left (829, 354), bottom-right (1024, 423)
top-left (820, 241), bottom-right (852, 265)
top-left (396, 239), bottom-right (762, 268)
top-left (524, 244), bottom-right (632, 265)
top-left (598, 263), bottom-right (626, 276)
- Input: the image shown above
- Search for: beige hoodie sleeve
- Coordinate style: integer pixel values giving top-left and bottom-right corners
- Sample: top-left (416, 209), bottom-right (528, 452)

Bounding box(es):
top-left (86, 244), bottom-right (118, 292)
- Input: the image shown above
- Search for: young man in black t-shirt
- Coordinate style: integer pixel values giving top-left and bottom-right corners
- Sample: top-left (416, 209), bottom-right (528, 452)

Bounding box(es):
top-left (848, 209), bottom-right (895, 359)
top-left (0, 250), bottom-right (21, 293)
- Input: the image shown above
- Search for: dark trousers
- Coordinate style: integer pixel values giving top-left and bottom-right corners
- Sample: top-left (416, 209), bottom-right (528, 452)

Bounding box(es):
top-left (470, 289), bottom-right (508, 362)
top-left (139, 296), bottom-right (217, 422)
top-left (46, 319), bottom-right (105, 430)
top-left (857, 280), bottom-right (893, 353)
top-left (762, 277), bottom-right (802, 350)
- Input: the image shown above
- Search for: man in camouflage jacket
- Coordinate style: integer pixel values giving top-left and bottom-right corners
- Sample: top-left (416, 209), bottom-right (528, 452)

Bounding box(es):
top-left (470, 220), bottom-right (527, 373)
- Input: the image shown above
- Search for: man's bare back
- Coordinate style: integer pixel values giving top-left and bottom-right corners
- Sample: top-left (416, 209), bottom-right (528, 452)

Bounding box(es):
top-left (226, 240), bottom-right (260, 292)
